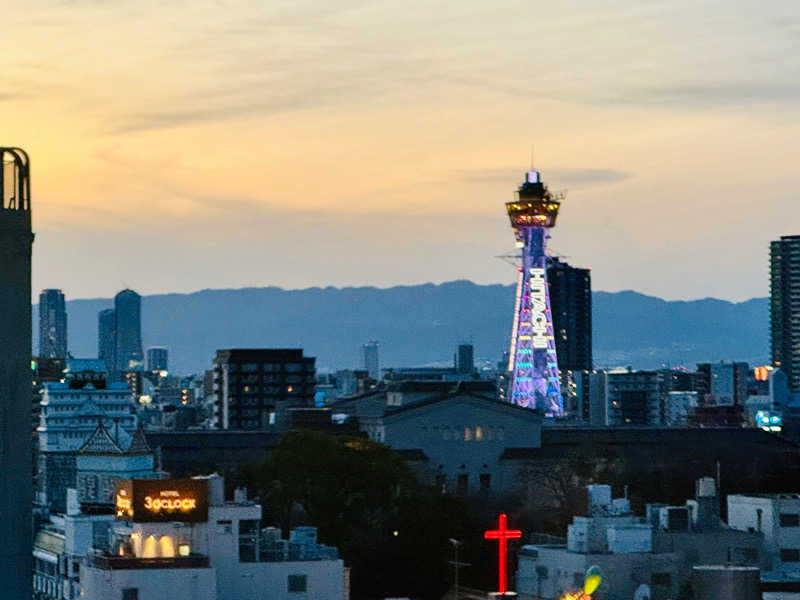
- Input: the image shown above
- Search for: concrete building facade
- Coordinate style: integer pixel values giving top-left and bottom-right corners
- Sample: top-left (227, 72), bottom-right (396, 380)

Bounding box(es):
top-left (517, 479), bottom-right (766, 600)
top-left (0, 147), bottom-right (34, 600)
top-left (728, 493), bottom-right (800, 576)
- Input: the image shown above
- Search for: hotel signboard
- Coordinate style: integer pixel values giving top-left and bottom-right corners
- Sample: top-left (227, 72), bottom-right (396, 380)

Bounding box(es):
top-left (115, 478), bottom-right (209, 522)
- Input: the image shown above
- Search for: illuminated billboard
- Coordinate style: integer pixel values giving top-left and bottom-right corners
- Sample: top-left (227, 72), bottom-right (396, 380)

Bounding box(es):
top-left (115, 478), bottom-right (209, 523)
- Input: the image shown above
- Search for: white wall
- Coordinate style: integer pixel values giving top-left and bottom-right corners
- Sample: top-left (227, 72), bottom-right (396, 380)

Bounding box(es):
top-left (82, 565), bottom-right (216, 600)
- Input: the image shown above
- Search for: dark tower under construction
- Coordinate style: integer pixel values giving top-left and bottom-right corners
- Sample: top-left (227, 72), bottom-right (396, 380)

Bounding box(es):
top-left (0, 147), bottom-right (33, 600)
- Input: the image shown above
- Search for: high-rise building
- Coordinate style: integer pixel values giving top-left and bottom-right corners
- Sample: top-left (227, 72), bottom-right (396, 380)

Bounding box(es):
top-left (361, 340), bottom-right (379, 381)
top-left (114, 289), bottom-right (143, 373)
top-left (98, 308), bottom-right (116, 374)
top-left (771, 235), bottom-right (800, 392)
top-left (0, 147), bottom-right (33, 600)
top-left (146, 346), bottom-right (169, 372)
top-left (455, 343), bottom-right (474, 374)
top-left (38, 288), bottom-right (67, 359)
top-left (213, 349), bottom-right (316, 429)
top-left (505, 170), bottom-right (563, 415)
top-left (547, 258), bottom-right (591, 372)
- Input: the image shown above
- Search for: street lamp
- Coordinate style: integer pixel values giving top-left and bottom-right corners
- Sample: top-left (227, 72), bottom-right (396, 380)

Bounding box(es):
top-left (449, 538), bottom-right (470, 600)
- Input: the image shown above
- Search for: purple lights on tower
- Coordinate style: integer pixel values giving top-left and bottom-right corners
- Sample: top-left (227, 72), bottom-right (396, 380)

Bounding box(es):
top-left (505, 171), bottom-right (563, 416)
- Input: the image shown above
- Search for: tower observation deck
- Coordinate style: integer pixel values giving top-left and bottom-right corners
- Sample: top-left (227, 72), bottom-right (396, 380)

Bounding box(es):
top-left (505, 171), bottom-right (564, 416)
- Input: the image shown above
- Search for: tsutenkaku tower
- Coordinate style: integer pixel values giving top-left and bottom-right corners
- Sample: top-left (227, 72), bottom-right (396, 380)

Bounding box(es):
top-left (505, 170), bottom-right (564, 416)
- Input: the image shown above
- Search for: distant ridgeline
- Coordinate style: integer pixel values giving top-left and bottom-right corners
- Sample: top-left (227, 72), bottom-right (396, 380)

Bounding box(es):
top-left (32, 282), bottom-right (769, 375)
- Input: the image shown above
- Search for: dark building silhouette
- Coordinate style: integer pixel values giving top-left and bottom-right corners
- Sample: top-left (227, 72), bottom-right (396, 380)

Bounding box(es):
top-left (771, 235), bottom-right (800, 392)
top-left (547, 257), bottom-right (592, 372)
top-left (113, 289), bottom-right (143, 373)
top-left (97, 308), bottom-right (116, 374)
top-left (213, 349), bottom-right (316, 430)
top-left (0, 147), bottom-right (33, 600)
top-left (146, 346), bottom-right (168, 372)
top-left (38, 288), bottom-right (67, 359)
top-left (455, 343), bottom-right (474, 374)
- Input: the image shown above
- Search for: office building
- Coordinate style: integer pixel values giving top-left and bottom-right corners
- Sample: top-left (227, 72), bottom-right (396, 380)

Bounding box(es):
top-left (771, 235), bottom-right (800, 392)
top-left (114, 289), bottom-right (144, 373)
top-left (574, 370), bottom-right (607, 425)
top-left (547, 257), bottom-right (592, 372)
top-left (516, 479), bottom-right (765, 600)
top-left (666, 391), bottom-right (699, 426)
top-left (695, 361), bottom-right (749, 406)
top-left (39, 288), bottom-right (67, 359)
top-left (605, 370), bottom-right (662, 426)
top-left (213, 349), bottom-right (316, 430)
top-left (98, 308), bottom-right (116, 374)
top-left (146, 346), bottom-right (169, 372)
top-left (361, 341), bottom-right (379, 381)
top-left (0, 147), bottom-right (33, 600)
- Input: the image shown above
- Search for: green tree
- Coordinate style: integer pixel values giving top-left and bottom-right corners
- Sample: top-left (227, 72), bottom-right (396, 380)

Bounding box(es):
top-left (247, 430), bottom-right (471, 600)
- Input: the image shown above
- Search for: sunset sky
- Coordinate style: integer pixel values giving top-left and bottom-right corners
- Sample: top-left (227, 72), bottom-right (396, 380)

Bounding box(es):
top-left (6, 0), bottom-right (799, 301)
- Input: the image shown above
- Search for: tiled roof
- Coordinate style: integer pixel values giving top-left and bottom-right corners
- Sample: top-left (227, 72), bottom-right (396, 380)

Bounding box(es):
top-left (78, 420), bottom-right (124, 454)
top-left (127, 424), bottom-right (152, 454)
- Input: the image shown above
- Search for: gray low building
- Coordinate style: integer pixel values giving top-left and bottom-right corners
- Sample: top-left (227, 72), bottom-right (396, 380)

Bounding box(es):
top-left (517, 478), bottom-right (766, 600)
top-left (330, 381), bottom-right (541, 494)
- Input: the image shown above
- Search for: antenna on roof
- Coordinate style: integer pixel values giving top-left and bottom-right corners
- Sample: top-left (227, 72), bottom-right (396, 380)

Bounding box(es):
top-left (530, 144), bottom-right (535, 170)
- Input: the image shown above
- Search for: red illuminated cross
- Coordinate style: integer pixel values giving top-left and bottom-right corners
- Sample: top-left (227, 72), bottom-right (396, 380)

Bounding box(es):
top-left (484, 513), bottom-right (522, 594)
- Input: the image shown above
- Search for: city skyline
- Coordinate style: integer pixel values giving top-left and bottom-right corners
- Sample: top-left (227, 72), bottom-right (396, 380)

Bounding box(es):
top-left (7, 1), bottom-right (800, 302)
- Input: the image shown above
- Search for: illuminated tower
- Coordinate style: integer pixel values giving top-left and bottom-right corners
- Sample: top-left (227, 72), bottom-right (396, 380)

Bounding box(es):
top-left (0, 147), bottom-right (33, 600)
top-left (505, 170), bottom-right (564, 415)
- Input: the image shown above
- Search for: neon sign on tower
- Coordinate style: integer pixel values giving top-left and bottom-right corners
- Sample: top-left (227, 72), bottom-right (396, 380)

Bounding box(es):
top-left (505, 171), bottom-right (564, 416)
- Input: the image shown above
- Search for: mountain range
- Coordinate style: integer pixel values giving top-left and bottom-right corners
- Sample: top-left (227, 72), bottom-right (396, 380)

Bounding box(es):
top-left (32, 281), bottom-right (769, 375)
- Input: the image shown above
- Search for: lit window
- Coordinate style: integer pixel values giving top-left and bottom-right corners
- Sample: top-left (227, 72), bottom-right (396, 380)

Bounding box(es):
top-left (178, 543), bottom-right (190, 557)
top-left (475, 426), bottom-right (483, 441)
top-left (464, 427), bottom-right (473, 441)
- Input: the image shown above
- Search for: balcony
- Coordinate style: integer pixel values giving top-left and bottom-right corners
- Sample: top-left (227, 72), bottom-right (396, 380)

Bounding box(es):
top-left (88, 553), bottom-right (210, 570)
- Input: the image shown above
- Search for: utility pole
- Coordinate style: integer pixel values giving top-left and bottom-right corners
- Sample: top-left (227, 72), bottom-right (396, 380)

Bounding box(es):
top-left (448, 538), bottom-right (470, 600)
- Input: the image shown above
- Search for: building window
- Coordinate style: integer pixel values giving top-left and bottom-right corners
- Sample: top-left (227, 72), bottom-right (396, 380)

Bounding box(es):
top-left (780, 513), bottom-right (800, 527)
top-left (239, 519), bottom-right (259, 562)
top-left (652, 573), bottom-right (671, 586)
top-left (457, 474), bottom-right (468, 495)
top-left (480, 473), bottom-right (491, 491)
top-left (464, 427), bottom-right (473, 441)
top-left (728, 547), bottom-right (758, 563)
top-left (435, 474), bottom-right (446, 492)
top-left (217, 520), bottom-right (232, 534)
top-left (781, 549), bottom-right (800, 562)
top-left (122, 589), bottom-right (139, 600)
top-left (288, 574), bottom-right (307, 593)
